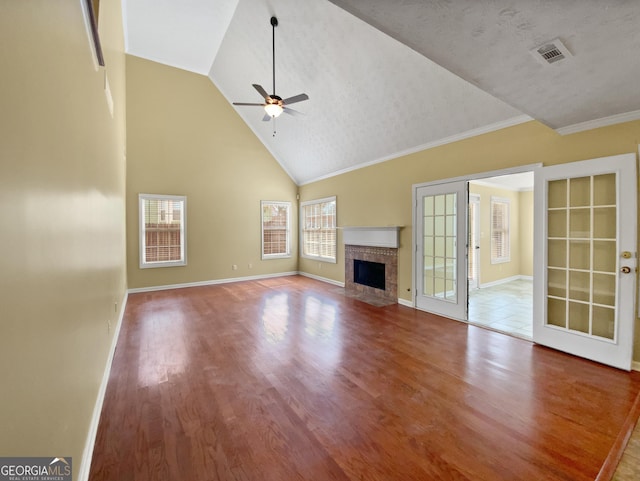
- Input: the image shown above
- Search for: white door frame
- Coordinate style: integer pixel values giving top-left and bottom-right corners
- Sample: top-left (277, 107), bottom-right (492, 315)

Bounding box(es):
top-left (412, 163), bottom-right (541, 312)
top-left (468, 193), bottom-right (481, 289)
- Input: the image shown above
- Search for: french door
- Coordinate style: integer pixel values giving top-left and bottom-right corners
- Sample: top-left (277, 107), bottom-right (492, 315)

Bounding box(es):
top-left (533, 153), bottom-right (637, 370)
top-left (468, 194), bottom-right (480, 289)
top-left (415, 181), bottom-right (468, 320)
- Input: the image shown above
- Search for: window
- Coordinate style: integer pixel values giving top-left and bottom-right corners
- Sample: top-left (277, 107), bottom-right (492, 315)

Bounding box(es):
top-left (261, 201), bottom-right (291, 259)
top-left (491, 197), bottom-right (510, 263)
top-left (301, 196), bottom-right (337, 263)
top-left (139, 194), bottom-right (187, 268)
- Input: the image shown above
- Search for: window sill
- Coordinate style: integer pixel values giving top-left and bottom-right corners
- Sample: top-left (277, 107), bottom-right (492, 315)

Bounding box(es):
top-left (490, 258), bottom-right (511, 265)
top-left (262, 254), bottom-right (292, 260)
top-left (140, 261), bottom-right (187, 269)
top-left (301, 255), bottom-right (337, 264)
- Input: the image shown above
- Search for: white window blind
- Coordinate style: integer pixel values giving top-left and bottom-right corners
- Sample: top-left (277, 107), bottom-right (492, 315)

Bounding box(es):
top-left (139, 194), bottom-right (187, 268)
top-left (261, 201), bottom-right (291, 259)
top-left (491, 197), bottom-right (510, 263)
top-left (301, 196), bottom-right (336, 262)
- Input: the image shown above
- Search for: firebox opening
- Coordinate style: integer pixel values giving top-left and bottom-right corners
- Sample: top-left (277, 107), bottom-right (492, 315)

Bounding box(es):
top-left (354, 259), bottom-right (385, 290)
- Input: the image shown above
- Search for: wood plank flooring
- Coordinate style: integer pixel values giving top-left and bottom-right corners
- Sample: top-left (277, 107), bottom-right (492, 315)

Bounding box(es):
top-left (89, 276), bottom-right (640, 481)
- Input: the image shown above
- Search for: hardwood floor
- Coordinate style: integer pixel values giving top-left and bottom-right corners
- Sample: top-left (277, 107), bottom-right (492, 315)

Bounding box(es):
top-left (89, 275), bottom-right (640, 481)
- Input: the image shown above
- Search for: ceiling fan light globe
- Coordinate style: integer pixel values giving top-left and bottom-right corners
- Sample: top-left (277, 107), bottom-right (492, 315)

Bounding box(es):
top-left (264, 103), bottom-right (283, 118)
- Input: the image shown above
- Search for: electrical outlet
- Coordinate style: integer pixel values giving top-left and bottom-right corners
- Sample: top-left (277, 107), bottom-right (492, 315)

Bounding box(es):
top-left (114, 302), bottom-right (117, 313)
top-left (232, 264), bottom-right (238, 270)
top-left (248, 263), bottom-right (252, 269)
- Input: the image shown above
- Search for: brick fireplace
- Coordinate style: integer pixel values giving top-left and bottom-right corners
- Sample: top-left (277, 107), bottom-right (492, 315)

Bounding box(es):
top-left (343, 227), bottom-right (400, 306)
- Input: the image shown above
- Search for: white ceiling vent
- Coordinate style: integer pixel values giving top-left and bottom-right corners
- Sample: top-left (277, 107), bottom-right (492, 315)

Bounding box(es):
top-left (530, 38), bottom-right (572, 66)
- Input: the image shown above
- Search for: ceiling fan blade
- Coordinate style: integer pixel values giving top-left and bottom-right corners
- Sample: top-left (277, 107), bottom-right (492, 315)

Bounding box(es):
top-left (233, 102), bottom-right (265, 106)
top-left (262, 113), bottom-right (272, 122)
top-left (282, 93), bottom-right (309, 105)
top-left (253, 84), bottom-right (270, 100)
top-left (283, 107), bottom-right (302, 116)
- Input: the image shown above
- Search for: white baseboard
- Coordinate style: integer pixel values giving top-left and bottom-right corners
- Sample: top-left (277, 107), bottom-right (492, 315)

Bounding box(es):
top-left (479, 274), bottom-right (532, 289)
top-left (127, 271), bottom-right (299, 293)
top-left (632, 361), bottom-right (640, 372)
top-left (78, 290), bottom-right (128, 481)
top-left (298, 271), bottom-right (345, 287)
top-left (398, 298), bottom-right (414, 308)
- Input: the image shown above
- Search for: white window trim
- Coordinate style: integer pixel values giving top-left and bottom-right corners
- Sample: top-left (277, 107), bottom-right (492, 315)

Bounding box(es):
top-left (261, 200), bottom-right (292, 260)
top-left (490, 196), bottom-right (510, 264)
top-left (300, 195), bottom-right (337, 263)
top-left (139, 193), bottom-right (187, 269)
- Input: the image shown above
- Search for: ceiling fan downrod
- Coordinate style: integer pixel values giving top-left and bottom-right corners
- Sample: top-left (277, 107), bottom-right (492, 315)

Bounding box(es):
top-left (271, 16), bottom-right (278, 96)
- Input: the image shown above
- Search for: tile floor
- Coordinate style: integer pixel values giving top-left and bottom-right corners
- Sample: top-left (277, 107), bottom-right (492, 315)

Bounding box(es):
top-left (468, 278), bottom-right (533, 339)
top-left (614, 419), bottom-right (640, 480)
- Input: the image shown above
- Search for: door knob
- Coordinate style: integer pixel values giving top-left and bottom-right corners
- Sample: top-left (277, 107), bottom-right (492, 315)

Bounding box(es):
top-left (621, 266), bottom-right (632, 274)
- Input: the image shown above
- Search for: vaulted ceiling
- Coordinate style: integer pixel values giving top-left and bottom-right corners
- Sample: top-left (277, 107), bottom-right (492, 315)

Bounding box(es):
top-left (124, 0), bottom-right (640, 185)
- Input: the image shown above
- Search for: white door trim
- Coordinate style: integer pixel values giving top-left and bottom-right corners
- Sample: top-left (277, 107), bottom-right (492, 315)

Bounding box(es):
top-left (468, 194), bottom-right (481, 289)
top-left (412, 163), bottom-right (542, 190)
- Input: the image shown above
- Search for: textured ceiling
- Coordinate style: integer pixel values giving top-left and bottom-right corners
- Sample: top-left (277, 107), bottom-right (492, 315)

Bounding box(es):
top-left (329, 0), bottom-right (640, 130)
top-left (124, 0), bottom-right (640, 185)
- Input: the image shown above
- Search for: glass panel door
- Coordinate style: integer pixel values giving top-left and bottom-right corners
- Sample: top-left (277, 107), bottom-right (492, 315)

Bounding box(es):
top-left (416, 181), bottom-right (467, 320)
top-left (423, 192), bottom-right (457, 300)
top-left (533, 154), bottom-right (636, 370)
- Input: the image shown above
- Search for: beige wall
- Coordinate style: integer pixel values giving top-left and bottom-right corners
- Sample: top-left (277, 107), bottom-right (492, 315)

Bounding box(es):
top-left (126, 56), bottom-right (298, 289)
top-left (468, 184), bottom-right (534, 285)
top-left (298, 119), bottom-right (640, 358)
top-left (0, 1), bottom-right (127, 478)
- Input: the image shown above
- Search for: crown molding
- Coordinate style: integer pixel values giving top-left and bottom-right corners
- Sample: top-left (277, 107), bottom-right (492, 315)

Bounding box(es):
top-left (556, 109), bottom-right (640, 136)
top-left (299, 115), bottom-right (533, 186)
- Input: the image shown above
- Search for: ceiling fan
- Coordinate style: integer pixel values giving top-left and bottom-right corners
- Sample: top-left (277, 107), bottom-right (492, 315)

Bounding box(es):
top-left (233, 16), bottom-right (309, 124)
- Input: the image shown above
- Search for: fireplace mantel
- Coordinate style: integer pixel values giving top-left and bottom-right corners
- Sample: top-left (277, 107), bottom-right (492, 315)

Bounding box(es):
top-left (342, 226), bottom-right (402, 248)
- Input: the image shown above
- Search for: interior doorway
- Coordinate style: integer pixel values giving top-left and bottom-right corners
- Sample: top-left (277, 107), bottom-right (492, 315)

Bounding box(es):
top-left (467, 172), bottom-right (534, 339)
